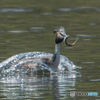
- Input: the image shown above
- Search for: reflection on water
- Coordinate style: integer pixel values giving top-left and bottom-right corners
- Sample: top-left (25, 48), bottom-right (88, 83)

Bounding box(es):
top-left (30, 27), bottom-right (45, 32)
top-left (83, 39), bottom-right (91, 41)
top-left (30, 27), bottom-right (45, 29)
top-left (0, 31), bottom-right (5, 33)
top-left (0, 71), bottom-right (80, 100)
top-left (42, 13), bottom-right (53, 15)
top-left (0, 27), bottom-right (45, 33)
top-left (58, 6), bottom-right (100, 12)
top-left (0, 8), bottom-right (33, 13)
top-left (7, 31), bottom-right (29, 33)
top-left (1, 6), bottom-right (100, 14)
top-left (90, 79), bottom-right (100, 82)
top-left (77, 34), bottom-right (96, 37)
top-left (65, 47), bottom-right (74, 49)
top-left (81, 62), bottom-right (95, 64)
top-left (89, 23), bottom-right (96, 25)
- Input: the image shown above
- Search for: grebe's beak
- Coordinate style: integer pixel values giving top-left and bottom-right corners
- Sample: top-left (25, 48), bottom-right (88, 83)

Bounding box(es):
top-left (64, 35), bottom-right (78, 46)
top-left (53, 28), bottom-right (59, 33)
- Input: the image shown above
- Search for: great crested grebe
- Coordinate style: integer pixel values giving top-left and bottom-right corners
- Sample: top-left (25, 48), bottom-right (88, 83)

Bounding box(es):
top-left (0, 26), bottom-right (78, 73)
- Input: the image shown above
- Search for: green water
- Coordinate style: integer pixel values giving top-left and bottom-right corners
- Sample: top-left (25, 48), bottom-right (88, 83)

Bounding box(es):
top-left (0, 0), bottom-right (100, 99)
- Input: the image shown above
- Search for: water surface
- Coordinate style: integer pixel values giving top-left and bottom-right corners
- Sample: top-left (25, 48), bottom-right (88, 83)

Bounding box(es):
top-left (0, 0), bottom-right (100, 100)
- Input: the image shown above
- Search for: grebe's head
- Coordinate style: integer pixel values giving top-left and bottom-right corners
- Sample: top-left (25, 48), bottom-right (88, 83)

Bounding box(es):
top-left (54, 26), bottom-right (78, 46)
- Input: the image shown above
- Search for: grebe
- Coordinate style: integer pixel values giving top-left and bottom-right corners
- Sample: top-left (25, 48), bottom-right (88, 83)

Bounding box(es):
top-left (0, 26), bottom-right (78, 73)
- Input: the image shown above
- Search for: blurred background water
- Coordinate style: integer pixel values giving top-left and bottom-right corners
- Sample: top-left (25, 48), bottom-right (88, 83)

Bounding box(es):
top-left (0, 0), bottom-right (100, 100)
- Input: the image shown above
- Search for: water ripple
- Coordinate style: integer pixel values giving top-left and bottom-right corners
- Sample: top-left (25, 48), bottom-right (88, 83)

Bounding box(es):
top-left (78, 34), bottom-right (96, 37)
top-left (90, 79), bottom-right (100, 82)
top-left (0, 29), bottom-right (44, 33)
top-left (7, 31), bottom-right (29, 33)
top-left (83, 39), bottom-right (91, 41)
top-left (81, 62), bottom-right (95, 64)
top-left (0, 8), bottom-right (33, 13)
top-left (58, 6), bottom-right (100, 12)
top-left (42, 13), bottom-right (53, 15)
top-left (30, 27), bottom-right (45, 29)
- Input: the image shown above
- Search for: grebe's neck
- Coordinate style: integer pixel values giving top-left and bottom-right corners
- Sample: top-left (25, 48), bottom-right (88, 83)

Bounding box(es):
top-left (54, 43), bottom-right (60, 55)
top-left (51, 43), bottom-right (61, 71)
